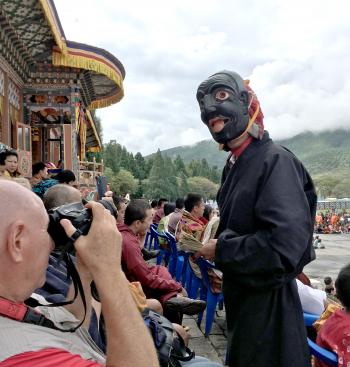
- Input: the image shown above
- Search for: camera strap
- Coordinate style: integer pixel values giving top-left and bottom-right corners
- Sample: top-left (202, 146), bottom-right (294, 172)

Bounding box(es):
top-left (24, 252), bottom-right (87, 333)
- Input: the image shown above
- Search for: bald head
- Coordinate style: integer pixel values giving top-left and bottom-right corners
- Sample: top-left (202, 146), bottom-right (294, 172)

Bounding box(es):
top-left (43, 184), bottom-right (81, 210)
top-left (0, 180), bottom-right (53, 301)
top-left (0, 180), bottom-right (45, 232)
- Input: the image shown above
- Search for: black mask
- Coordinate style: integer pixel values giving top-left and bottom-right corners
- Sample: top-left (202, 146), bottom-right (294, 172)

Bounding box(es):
top-left (196, 70), bottom-right (249, 145)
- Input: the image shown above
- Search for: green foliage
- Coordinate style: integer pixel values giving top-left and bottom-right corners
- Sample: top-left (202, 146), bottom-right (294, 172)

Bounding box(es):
top-left (187, 176), bottom-right (219, 201)
top-left (110, 168), bottom-right (137, 196)
top-left (146, 129), bottom-right (350, 198)
top-left (104, 167), bottom-right (114, 183)
top-left (104, 141), bottom-right (120, 174)
top-left (173, 155), bottom-right (188, 176)
top-left (134, 152), bottom-right (147, 180)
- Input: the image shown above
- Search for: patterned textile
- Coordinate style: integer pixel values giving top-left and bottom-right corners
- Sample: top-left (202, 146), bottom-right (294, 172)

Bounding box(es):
top-left (315, 308), bottom-right (350, 367)
top-left (176, 210), bottom-right (206, 252)
top-left (32, 179), bottom-right (58, 199)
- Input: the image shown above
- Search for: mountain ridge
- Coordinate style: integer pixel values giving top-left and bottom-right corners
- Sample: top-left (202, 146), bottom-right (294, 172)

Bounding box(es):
top-left (147, 129), bottom-right (350, 175)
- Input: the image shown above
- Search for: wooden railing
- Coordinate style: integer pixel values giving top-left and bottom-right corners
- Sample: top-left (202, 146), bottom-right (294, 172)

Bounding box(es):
top-left (78, 157), bottom-right (104, 188)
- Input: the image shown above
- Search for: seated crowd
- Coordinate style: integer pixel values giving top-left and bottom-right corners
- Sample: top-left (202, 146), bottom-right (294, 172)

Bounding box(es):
top-left (2, 151), bottom-right (350, 366)
top-left (0, 155), bottom-right (223, 367)
top-left (315, 211), bottom-right (350, 234)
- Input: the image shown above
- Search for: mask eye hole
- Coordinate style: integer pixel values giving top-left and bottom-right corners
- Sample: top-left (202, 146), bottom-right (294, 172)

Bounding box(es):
top-left (215, 90), bottom-right (230, 101)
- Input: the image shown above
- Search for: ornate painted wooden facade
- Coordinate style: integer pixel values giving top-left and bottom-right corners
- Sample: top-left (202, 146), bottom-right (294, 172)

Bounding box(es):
top-left (0, 0), bottom-right (125, 177)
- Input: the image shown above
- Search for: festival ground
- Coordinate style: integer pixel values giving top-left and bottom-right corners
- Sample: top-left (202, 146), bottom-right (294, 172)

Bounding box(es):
top-left (184, 233), bottom-right (350, 365)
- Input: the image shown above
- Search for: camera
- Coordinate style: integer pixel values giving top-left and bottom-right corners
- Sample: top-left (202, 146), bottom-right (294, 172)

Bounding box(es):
top-left (48, 202), bottom-right (92, 253)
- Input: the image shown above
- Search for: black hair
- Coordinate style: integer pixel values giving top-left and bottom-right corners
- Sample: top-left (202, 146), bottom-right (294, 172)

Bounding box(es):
top-left (124, 199), bottom-right (151, 226)
top-left (112, 193), bottom-right (127, 210)
top-left (175, 198), bottom-right (185, 210)
top-left (157, 198), bottom-right (168, 207)
top-left (98, 199), bottom-right (118, 219)
top-left (164, 202), bottom-right (176, 216)
top-left (335, 264), bottom-right (350, 310)
top-left (324, 276), bottom-right (333, 285)
top-left (203, 205), bottom-right (213, 221)
top-left (55, 170), bottom-right (76, 184)
top-left (32, 162), bottom-right (47, 176)
top-left (151, 199), bottom-right (158, 208)
top-left (0, 149), bottom-right (18, 165)
top-left (184, 193), bottom-right (203, 213)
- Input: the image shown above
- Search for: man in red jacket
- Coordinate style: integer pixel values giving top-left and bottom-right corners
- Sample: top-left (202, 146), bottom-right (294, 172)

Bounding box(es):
top-left (118, 199), bottom-right (206, 321)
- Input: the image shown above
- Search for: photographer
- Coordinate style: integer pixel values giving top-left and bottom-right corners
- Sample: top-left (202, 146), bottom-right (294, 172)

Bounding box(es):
top-left (0, 180), bottom-right (158, 366)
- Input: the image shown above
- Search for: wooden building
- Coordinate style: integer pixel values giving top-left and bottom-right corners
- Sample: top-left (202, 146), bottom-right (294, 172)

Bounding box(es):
top-left (0, 0), bottom-right (125, 180)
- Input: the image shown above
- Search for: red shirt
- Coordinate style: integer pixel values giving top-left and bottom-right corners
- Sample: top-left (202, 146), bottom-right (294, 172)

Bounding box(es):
top-left (0, 348), bottom-right (102, 367)
top-left (316, 309), bottom-right (350, 367)
top-left (118, 224), bottom-right (182, 294)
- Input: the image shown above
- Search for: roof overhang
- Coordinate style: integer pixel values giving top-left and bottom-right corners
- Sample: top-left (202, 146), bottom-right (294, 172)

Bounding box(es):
top-left (0, 0), bottom-right (125, 110)
top-left (52, 41), bottom-right (125, 109)
top-left (86, 110), bottom-right (102, 152)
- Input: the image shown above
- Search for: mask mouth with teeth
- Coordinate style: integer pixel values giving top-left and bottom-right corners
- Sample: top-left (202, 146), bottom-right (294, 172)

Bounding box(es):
top-left (196, 70), bottom-right (250, 148)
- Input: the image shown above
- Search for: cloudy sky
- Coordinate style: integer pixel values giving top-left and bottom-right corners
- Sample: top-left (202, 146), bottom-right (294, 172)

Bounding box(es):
top-left (55, 0), bottom-right (350, 155)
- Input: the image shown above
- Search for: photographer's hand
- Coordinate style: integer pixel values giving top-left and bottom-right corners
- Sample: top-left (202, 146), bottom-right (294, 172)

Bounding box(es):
top-left (60, 201), bottom-right (158, 367)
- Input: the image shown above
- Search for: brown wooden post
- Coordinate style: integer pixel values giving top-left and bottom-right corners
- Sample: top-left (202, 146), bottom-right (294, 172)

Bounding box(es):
top-left (63, 124), bottom-right (72, 170)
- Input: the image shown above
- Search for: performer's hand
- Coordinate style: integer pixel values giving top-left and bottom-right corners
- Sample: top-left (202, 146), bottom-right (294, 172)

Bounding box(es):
top-left (194, 239), bottom-right (217, 261)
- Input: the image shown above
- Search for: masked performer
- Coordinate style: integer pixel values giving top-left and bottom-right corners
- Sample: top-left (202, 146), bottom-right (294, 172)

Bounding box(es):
top-left (195, 70), bottom-right (316, 367)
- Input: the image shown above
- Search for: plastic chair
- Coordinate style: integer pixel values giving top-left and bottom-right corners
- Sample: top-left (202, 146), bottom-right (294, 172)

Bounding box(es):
top-left (303, 313), bottom-right (338, 366)
top-left (304, 312), bottom-right (319, 327)
top-left (185, 259), bottom-right (202, 299)
top-left (164, 232), bottom-right (185, 282)
top-left (148, 224), bottom-right (159, 250)
top-left (196, 257), bottom-right (224, 337)
top-left (307, 338), bottom-right (338, 366)
top-left (154, 231), bottom-right (171, 266)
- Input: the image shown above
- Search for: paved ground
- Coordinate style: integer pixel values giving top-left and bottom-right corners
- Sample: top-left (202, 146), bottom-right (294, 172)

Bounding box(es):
top-left (183, 233), bottom-right (350, 365)
top-left (304, 233), bottom-right (350, 284)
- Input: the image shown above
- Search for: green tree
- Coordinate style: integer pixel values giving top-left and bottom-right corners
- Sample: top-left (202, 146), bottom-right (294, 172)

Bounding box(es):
top-left (164, 156), bottom-right (179, 200)
top-left (187, 160), bottom-right (202, 177)
top-left (134, 152), bottom-right (147, 180)
top-left (200, 158), bottom-right (211, 178)
top-left (104, 167), bottom-right (115, 183)
top-left (187, 176), bottom-right (219, 201)
top-left (144, 149), bottom-right (169, 199)
top-left (209, 165), bottom-right (221, 184)
top-left (177, 172), bottom-right (189, 198)
top-left (103, 141), bottom-right (120, 174)
top-left (145, 157), bottom-right (154, 177)
top-left (313, 174), bottom-right (341, 199)
top-left (110, 168), bottom-right (137, 196)
top-left (173, 155), bottom-right (187, 176)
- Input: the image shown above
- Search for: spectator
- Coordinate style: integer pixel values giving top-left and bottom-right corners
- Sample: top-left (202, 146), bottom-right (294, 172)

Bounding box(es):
top-left (168, 197), bottom-right (185, 235)
top-left (0, 149), bottom-right (21, 177)
top-left (54, 169), bottom-right (76, 186)
top-left (0, 180), bottom-right (158, 366)
top-left (316, 264), bottom-right (350, 367)
top-left (118, 199), bottom-right (206, 322)
top-left (30, 162), bottom-right (49, 187)
top-left (296, 279), bottom-right (327, 315)
top-left (176, 193), bottom-right (206, 250)
top-left (202, 205), bottom-right (220, 245)
top-left (157, 202), bottom-right (176, 247)
top-left (324, 276), bottom-right (335, 295)
top-left (153, 198), bottom-right (168, 224)
top-left (112, 194), bottom-right (128, 225)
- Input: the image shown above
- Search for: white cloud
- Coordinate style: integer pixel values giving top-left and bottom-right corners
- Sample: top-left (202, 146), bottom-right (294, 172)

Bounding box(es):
top-left (55, 0), bottom-right (350, 154)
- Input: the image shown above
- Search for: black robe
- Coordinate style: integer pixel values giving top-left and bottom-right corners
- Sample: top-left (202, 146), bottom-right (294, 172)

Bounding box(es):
top-left (215, 132), bottom-right (316, 367)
